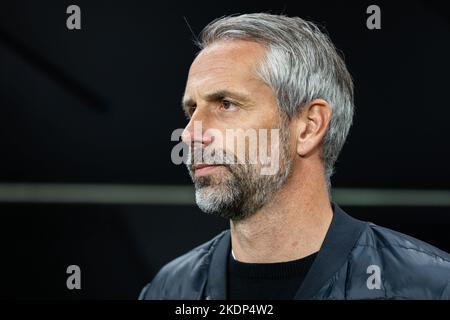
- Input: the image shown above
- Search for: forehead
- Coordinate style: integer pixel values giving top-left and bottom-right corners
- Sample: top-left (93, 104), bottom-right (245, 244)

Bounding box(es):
top-left (185, 40), bottom-right (266, 94)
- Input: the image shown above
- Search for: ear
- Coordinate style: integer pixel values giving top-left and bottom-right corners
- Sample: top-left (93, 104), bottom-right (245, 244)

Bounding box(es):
top-left (295, 99), bottom-right (332, 157)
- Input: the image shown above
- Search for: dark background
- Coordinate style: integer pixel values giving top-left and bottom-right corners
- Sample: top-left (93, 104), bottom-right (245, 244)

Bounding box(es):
top-left (0, 0), bottom-right (449, 299)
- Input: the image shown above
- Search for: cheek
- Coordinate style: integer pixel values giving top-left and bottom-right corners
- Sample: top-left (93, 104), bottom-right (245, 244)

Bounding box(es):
top-left (218, 129), bottom-right (277, 164)
top-left (206, 103), bottom-right (281, 156)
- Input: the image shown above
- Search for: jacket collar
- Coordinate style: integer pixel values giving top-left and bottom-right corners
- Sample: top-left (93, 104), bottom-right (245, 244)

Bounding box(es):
top-left (205, 203), bottom-right (367, 300)
top-left (294, 203), bottom-right (366, 299)
top-left (205, 228), bottom-right (230, 299)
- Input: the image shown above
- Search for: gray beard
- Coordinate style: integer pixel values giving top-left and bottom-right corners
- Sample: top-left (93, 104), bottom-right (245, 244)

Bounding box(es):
top-left (186, 125), bottom-right (292, 221)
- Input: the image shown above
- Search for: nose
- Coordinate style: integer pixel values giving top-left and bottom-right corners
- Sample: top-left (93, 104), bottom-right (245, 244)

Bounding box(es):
top-left (181, 117), bottom-right (214, 148)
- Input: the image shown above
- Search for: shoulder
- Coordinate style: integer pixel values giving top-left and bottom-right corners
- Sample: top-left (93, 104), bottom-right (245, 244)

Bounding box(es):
top-left (351, 222), bottom-right (450, 299)
top-left (139, 230), bottom-right (228, 300)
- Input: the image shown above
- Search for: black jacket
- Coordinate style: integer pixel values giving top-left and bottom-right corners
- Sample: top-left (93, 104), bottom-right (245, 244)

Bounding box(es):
top-left (139, 204), bottom-right (450, 300)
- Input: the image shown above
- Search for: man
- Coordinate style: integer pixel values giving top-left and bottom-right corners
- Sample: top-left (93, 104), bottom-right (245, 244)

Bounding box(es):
top-left (140, 13), bottom-right (450, 300)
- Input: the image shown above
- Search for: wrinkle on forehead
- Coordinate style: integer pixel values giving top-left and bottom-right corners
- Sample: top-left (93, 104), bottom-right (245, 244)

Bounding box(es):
top-left (185, 40), bottom-right (268, 96)
top-left (196, 39), bottom-right (266, 64)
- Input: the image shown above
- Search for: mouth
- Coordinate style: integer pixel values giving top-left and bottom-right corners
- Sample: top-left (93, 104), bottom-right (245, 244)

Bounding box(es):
top-left (192, 163), bottom-right (224, 177)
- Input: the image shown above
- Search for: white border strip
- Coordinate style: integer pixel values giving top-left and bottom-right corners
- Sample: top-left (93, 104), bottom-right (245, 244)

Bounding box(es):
top-left (0, 183), bottom-right (449, 206)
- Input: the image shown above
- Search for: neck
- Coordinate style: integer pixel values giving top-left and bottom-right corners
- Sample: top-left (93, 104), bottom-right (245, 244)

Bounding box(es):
top-left (229, 160), bottom-right (333, 263)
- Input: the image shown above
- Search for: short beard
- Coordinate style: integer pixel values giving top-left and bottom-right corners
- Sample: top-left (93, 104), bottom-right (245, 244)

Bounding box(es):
top-left (186, 115), bottom-right (292, 221)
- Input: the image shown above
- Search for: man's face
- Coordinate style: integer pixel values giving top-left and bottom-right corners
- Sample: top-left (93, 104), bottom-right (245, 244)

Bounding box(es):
top-left (182, 40), bottom-right (294, 221)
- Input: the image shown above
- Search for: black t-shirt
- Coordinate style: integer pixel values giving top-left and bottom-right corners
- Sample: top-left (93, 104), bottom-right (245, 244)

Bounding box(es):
top-left (227, 250), bottom-right (318, 300)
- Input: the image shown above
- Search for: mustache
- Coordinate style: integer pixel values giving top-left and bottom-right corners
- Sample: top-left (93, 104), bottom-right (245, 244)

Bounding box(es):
top-left (186, 147), bottom-right (239, 169)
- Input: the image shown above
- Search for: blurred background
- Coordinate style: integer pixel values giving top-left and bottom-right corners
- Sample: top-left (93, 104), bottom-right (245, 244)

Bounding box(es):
top-left (0, 0), bottom-right (449, 299)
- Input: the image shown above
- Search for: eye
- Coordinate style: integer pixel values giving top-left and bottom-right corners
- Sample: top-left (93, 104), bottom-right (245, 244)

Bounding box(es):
top-left (220, 99), bottom-right (238, 111)
top-left (186, 105), bottom-right (196, 118)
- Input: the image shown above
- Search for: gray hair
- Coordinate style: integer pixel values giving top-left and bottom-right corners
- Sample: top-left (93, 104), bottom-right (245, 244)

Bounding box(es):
top-left (197, 13), bottom-right (354, 188)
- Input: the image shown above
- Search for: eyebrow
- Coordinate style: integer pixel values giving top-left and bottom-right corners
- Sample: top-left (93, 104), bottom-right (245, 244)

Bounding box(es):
top-left (182, 89), bottom-right (251, 114)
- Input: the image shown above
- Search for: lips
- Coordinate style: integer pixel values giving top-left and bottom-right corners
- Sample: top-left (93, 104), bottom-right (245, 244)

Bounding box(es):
top-left (192, 163), bottom-right (217, 170)
top-left (192, 163), bottom-right (223, 177)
